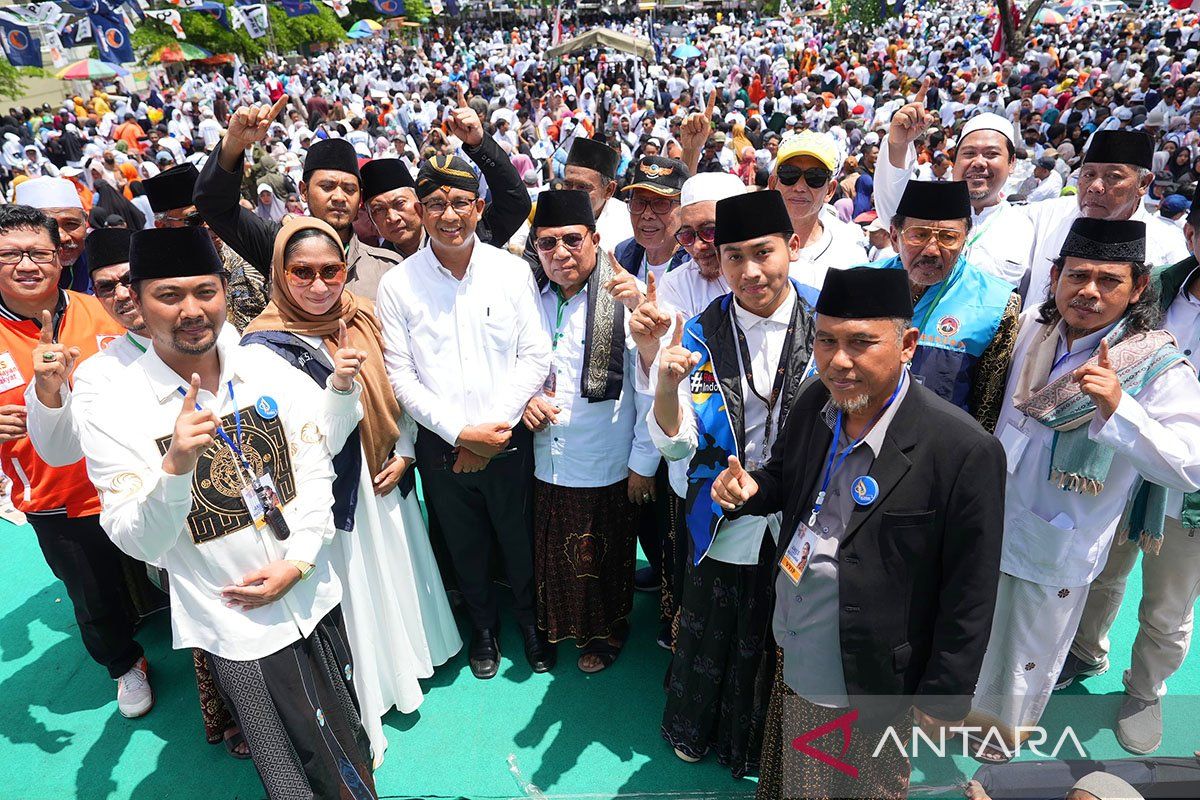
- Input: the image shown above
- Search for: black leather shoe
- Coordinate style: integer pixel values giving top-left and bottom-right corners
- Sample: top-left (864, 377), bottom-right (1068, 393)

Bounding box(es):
top-left (469, 627), bottom-right (500, 680)
top-left (634, 565), bottom-right (660, 592)
top-left (520, 623), bottom-right (557, 673)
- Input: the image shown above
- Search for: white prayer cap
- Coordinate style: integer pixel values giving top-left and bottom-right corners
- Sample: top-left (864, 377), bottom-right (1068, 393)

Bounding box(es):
top-left (15, 177), bottom-right (83, 210)
top-left (681, 173), bottom-right (747, 208)
top-left (959, 112), bottom-right (1015, 147)
top-left (1071, 771), bottom-right (1143, 800)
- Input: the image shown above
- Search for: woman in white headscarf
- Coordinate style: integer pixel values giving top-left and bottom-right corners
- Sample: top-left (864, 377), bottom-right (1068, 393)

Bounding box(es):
top-left (254, 182), bottom-right (287, 223)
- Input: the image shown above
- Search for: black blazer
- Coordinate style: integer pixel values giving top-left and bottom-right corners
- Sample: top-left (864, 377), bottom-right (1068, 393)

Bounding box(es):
top-left (733, 376), bottom-right (1006, 723)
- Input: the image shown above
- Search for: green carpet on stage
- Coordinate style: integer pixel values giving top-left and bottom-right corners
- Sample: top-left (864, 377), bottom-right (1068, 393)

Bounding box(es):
top-left (0, 516), bottom-right (1195, 800)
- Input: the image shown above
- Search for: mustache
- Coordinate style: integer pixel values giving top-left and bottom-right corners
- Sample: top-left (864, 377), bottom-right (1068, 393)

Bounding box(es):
top-left (1069, 298), bottom-right (1102, 313)
top-left (174, 318), bottom-right (213, 332)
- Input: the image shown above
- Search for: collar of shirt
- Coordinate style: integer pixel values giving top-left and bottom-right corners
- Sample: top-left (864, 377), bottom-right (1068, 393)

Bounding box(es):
top-left (424, 235), bottom-right (481, 282)
top-left (1052, 318), bottom-right (1116, 373)
top-left (1177, 265), bottom-right (1200, 307)
top-left (0, 288), bottom-right (67, 325)
top-left (819, 369), bottom-right (910, 458)
top-left (732, 284), bottom-right (796, 331)
top-left (139, 329), bottom-right (250, 404)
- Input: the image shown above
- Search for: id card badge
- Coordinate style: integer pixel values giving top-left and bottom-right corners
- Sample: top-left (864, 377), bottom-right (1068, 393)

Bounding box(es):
top-left (240, 482), bottom-right (267, 529)
top-left (254, 472), bottom-right (283, 512)
top-left (779, 522), bottom-right (818, 586)
top-left (998, 422), bottom-right (1030, 474)
top-left (542, 365), bottom-right (557, 397)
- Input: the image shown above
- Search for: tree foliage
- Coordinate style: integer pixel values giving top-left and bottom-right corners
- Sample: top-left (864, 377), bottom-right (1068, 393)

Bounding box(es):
top-left (831, 0), bottom-right (885, 25)
top-left (0, 62), bottom-right (43, 101)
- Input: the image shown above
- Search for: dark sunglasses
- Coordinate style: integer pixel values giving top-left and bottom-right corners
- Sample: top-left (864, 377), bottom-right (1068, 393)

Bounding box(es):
top-left (92, 272), bottom-right (132, 299)
top-left (534, 232), bottom-right (587, 252)
top-left (674, 225), bottom-right (717, 247)
top-left (776, 164), bottom-right (833, 188)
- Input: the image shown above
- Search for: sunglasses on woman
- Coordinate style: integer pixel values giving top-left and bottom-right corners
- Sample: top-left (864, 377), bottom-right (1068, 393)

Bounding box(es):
top-left (286, 263), bottom-right (347, 287)
top-left (674, 225), bottom-right (717, 247)
top-left (775, 164), bottom-right (833, 188)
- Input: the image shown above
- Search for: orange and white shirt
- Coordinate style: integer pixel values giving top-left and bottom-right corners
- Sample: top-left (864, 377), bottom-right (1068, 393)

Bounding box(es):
top-left (0, 290), bottom-right (122, 517)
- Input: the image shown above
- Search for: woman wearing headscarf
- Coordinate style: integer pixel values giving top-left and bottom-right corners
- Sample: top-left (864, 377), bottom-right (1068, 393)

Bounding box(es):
top-left (254, 183), bottom-right (287, 223)
top-left (89, 178), bottom-right (145, 230)
top-left (243, 217), bottom-right (461, 767)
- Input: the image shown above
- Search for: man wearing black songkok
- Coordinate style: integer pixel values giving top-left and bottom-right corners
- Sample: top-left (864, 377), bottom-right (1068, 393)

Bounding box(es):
top-left (712, 266), bottom-right (1006, 799)
top-left (195, 103), bottom-right (403, 300)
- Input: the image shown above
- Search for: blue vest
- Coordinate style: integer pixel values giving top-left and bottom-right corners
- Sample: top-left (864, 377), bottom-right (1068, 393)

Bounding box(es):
top-left (867, 254), bottom-right (1013, 413)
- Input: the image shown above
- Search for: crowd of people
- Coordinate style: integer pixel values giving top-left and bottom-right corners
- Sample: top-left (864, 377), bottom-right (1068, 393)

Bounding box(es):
top-left (1, 1), bottom-right (1200, 798)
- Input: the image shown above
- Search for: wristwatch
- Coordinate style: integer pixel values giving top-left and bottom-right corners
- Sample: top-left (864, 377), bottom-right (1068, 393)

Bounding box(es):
top-left (287, 559), bottom-right (315, 580)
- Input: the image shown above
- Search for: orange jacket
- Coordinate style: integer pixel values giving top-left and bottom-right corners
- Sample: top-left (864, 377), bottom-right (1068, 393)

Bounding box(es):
top-left (0, 292), bottom-right (123, 517)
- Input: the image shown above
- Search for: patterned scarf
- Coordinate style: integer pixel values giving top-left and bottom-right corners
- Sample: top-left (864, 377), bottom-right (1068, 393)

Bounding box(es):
top-left (579, 249), bottom-right (625, 403)
top-left (1013, 317), bottom-right (1185, 496)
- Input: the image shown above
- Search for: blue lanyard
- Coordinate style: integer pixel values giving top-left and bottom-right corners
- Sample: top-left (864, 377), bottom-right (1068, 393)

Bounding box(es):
top-left (176, 380), bottom-right (253, 480)
top-left (808, 373), bottom-right (905, 528)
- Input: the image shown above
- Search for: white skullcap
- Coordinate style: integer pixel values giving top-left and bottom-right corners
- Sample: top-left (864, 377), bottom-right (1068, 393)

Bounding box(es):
top-left (15, 177), bottom-right (83, 210)
top-left (1071, 771), bottom-right (1143, 800)
top-left (959, 112), bottom-right (1015, 147)
top-left (681, 172), bottom-right (747, 207)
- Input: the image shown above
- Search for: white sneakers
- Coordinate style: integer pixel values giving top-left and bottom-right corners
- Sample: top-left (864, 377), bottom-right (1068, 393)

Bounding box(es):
top-left (116, 657), bottom-right (154, 718)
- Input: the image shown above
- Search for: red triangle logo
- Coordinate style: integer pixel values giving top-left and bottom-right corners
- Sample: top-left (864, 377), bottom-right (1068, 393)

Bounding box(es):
top-left (790, 708), bottom-right (860, 779)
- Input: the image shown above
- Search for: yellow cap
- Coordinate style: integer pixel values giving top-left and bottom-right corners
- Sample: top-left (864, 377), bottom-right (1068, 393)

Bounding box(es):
top-left (775, 131), bottom-right (839, 173)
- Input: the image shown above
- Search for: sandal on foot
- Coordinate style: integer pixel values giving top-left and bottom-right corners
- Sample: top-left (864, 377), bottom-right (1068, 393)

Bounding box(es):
top-left (223, 729), bottom-right (252, 760)
top-left (578, 638), bottom-right (623, 673)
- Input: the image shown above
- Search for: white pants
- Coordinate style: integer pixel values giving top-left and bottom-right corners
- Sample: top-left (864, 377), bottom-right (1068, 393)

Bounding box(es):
top-left (1070, 515), bottom-right (1200, 702)
top-left (967, 572), bottom-right (1089, 746)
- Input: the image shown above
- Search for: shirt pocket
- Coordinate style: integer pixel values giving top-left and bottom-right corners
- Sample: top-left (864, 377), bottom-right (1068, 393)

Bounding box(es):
top-left (481, 310), bottom-right (518, 353)
top-left (1011, 510), bottom-right (1077, 573)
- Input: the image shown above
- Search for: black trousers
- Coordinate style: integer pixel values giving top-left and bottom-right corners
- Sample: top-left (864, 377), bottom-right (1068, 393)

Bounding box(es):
top-left (635, 462), bottom-right (672, 579)
top-left (29, 512), bottom-right (143, 679)
top-left (415, 425), bottom-right (536, 630)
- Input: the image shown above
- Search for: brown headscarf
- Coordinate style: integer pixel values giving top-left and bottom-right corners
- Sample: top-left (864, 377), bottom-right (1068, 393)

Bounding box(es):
top-left (244, 215), bottom-right (401, 477)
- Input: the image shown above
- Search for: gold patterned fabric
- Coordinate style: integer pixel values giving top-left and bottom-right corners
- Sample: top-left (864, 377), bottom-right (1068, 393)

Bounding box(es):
top-left (756, 649), bottom-right (911, 800)
top-left (971, 291), bottom-right (1021, 434)
top-left (223, 242), bottom-right (269, 332)
top-left (193, 649), bottom-right (234, 744)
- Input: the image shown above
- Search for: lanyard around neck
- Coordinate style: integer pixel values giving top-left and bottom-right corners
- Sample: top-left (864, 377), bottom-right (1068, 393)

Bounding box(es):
top-left (730, 298), bottom-right (797, 463)
top-left (176, 380), bottom-right (253, 482)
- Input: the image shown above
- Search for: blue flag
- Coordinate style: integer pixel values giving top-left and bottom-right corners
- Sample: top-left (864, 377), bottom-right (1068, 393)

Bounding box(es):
top-left (123, 0), bottom-right (144, 21)
top-left (0, 19), bottom-right (42, 68)
top-left (90, 11), bottom-right (134, 64)
top-left (280, 0), bottom-right (318, 16)
top-left (66, 0), bottom-right (118, 14)
top-left (370, 0), bottom-right (406, 16)
top-left (194, 2), bottom-right (231, 29)
top-left (446, 0), bottom-right (460, 14)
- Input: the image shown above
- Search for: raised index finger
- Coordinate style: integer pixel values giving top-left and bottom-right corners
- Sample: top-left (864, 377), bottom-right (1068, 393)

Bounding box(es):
top-left (705, 88), bottom-right (716, 118)
top-left (914, 76), bottom-right (930, 105)
top-left (38, 310), bottom-right (54, 344)
top-left (646, 271), bottom-right (657, 303)
top-left (670, 312), bottom-right (685, 346)
top-left (180, 373), bottom-right (201, 413)
top-left (1098, 339), bottom-right (1111, 368)
top-left (457, 82), bottom-right (466, 108)
top-left (267, 93), bottom-right (289, 122)
top-left (338, 319), bottom-right (349, 350)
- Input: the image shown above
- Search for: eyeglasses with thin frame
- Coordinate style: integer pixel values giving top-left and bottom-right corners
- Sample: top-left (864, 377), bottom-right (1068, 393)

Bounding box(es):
top-left (285, 263), bottom-right (347, 287)
top-left (775, 164), bottom-right (834, 188)
top-left (534, 232), bottom-right (587, 253)
top-left (0, 248), bottom-right (57, 266)
top-left (421, 198), bottom-right (476, 215)
top-left (93, 272), bottom-right (132, 299)
top-left (900, 226), bottom-right (966, 250)
top-left (629, 195), bottom-right (677, 215)
top-left (674, 225), bottom-right (717, 247)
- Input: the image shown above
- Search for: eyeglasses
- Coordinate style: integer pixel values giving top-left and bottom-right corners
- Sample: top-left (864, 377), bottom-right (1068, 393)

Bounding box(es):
top-left (421, 198), bottom-right (476, 215)
top-left (674, 225), bottom-right (717, 247)
top-left (285, 263), bottom-right (347, 287)
top-left (900, 226), bottom-right (966, 250)
top-left (629, 195), bottom-right (677, 215)
top-left (775, 164), bottom-right (833, 188)
top-left (93, 272), bottom-right (132, 299)
top-left (0, 248), bottom-right (57, 266)
top-left (534, 232), bottom-right (588, 252)
top-left (154, 211), bottom-right (205, 228)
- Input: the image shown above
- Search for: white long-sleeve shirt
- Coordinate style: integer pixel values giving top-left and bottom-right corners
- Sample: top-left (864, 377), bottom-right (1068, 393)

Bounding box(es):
top-left (1022, 196), bottom-right (1189, 308)
top-left (376, 237), bottom-right (552, 446)
top-left (534, 283), bottom-right (658, 487)
top-left (1161, 265), bottom-right (1200, 521)
top-left (658, 257), bottom-right (729, 319)
top-left (875, 137), bottom-right (1036, 286)
top-left (79, 336), bottom-right (363, 661)
top-left (645, 289), bottom-right (796, 565)
top-left (995, 311), bottom-right (1200, 588)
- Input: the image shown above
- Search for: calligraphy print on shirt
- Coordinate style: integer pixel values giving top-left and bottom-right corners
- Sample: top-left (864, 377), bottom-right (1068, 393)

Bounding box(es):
top-left (155, 404), bottom-right (297, 545)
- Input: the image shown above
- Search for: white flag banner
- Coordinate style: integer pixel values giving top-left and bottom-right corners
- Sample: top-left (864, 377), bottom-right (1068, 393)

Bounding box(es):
top-left (321, 0), bottom-right (350, 18)
top-left (43, 27), bottom-right (67, 67)
top-left (238, 4), bottom-right (269, 39)
top-left (74, 15), bottom-right (92, 41)
top-left (146, 8), bottom-right (186, 38)
top-left (11, 3), bottom-right (63, 26)
top-left (0, 8), bottom-right (38, 26)
top-left (429, 0), bottom-right (444, 14)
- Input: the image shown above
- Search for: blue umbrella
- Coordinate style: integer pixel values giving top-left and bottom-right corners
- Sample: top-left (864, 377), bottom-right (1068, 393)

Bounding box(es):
top-left (673, 43), bottom-right (702, 59)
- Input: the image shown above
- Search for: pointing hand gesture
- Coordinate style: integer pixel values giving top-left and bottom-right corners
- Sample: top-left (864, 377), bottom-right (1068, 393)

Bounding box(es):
top-left (603, 254), bottom-right (645, 311)
top-left (629, 271), bottom-right (673, 358)
top-left (679, 88), bottom-right (717, 152)
top-left (657, 313), bottom-right (700, 390)
top-left (162, 373), bottom-right (220, 476)
top-left (225, 93), bottom-right (289, 153)
top-left (888, 77), bottom-right (932, 152)
top-left (711, 455), bottom-right (759, 511)
top-left (1073, 338), bottom-right (1122, 420)
top-left (32, 309), bottom-right (81, 408)
top-left (446, 83), bottom-right (483, 148)
top-left (331, 319), bottom-right (367, 393)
